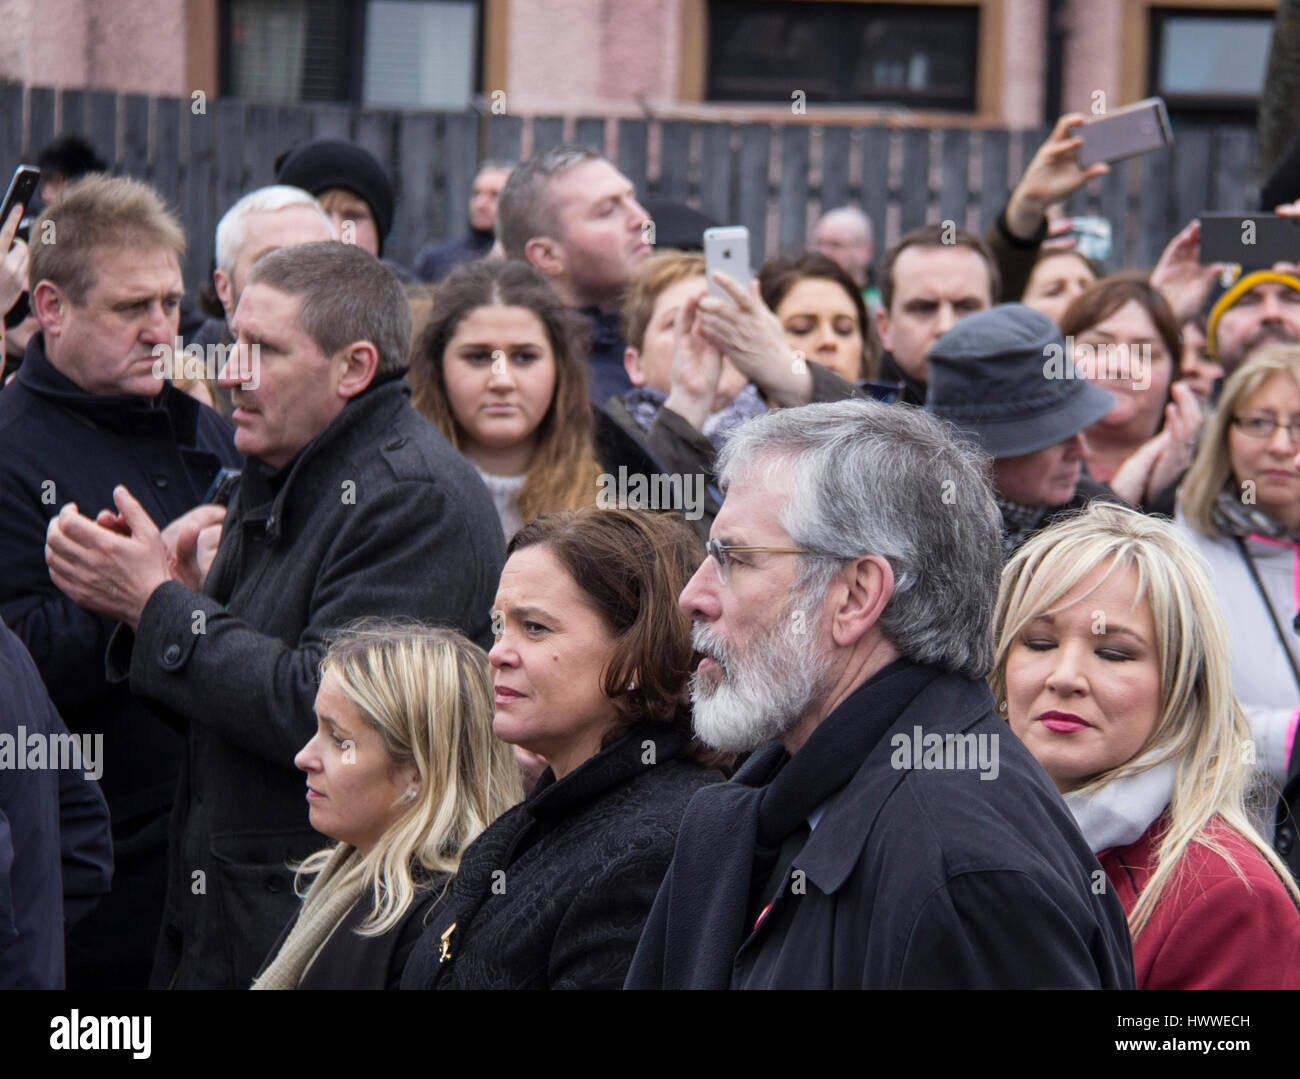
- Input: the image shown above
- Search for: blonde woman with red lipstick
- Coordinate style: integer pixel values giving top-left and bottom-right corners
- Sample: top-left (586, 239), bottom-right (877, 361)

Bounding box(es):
top-left (991, 502), bottom-right (1300, 989)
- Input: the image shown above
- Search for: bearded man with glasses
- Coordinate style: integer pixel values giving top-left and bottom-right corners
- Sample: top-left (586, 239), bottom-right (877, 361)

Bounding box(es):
top-left (627, 398), bottom-right (1135, 989)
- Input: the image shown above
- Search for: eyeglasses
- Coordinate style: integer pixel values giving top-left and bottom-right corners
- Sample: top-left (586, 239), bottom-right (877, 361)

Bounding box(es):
top-left (705, 538), bottom-right (814, 585)
top-left (1232, 414), bottom-right (1300, 441)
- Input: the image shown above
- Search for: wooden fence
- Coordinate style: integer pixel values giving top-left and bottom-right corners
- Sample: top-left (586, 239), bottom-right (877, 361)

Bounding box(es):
top-left (1, 83), bottom-right (1263, 293)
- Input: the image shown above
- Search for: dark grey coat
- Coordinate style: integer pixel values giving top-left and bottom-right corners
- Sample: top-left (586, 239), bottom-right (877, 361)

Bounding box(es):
top-left (107, 377), bottom-right (504, 989)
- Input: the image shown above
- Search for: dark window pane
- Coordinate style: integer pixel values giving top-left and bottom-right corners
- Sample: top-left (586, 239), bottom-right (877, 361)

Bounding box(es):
top-left (227, 0), bottom-right (350, 103)
top-left (709, 1), bottom-right (978, 111)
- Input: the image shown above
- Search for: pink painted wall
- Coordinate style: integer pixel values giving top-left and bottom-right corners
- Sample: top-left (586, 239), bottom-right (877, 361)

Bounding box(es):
top-left (505, 0), bottom-right (683, 115)
top-left (1000, 0), bottom-right (1046, 127)
top-left (0, 0), bottom-right (187, 96)
top-left (1061, 0), bottom-right (1124, 118)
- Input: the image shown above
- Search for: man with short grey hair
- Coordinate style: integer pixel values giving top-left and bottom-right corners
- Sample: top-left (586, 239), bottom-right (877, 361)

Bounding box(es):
top-left (191, 185), bottom-right (336, 415)
top-left (46, 240), bottom-right (503, 989)
top-left (627, 398), bottom-right (1134, 989)
top-left (497, 144), bottom-right (653, 401)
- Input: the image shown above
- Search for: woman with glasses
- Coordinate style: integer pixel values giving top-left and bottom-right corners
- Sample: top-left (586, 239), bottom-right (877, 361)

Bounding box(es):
top-left (1175, 346), bottom-right (1300, 876)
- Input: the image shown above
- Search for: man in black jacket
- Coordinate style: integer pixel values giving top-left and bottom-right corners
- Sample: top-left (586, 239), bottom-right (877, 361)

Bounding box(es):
top-left (413, 160), bottom-right (512, 283)
top-left (47, 241), bottom-right (504, 989)
top-left (626, 399), bottom-right (1134, 989)
top-left (0, 176), bottom-right (238, 988)
top-left (497, 145), bottom-right (653, 403)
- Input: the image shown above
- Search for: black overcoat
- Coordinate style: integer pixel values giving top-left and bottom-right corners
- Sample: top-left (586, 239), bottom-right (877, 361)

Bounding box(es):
top-left (0, 335), bottom-right (238, 987)
top-left (402, 724), bottom-right (722, 990)
top-left (629, 669), bottom-right (1136, 989)
top-left (107, 376), bottom-right (504, 989)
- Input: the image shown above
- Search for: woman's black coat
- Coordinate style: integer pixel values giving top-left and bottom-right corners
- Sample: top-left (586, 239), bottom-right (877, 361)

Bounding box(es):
top-left (401, 723), bottom-right (721, 990)
top-left (260, 883), bottom-right (447, 990)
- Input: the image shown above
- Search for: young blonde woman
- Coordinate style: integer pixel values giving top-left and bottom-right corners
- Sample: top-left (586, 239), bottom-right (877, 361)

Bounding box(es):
top-left (992, 502), bottom-right (1300, 989)
top-left (252, 621), bottom-right (522, 989)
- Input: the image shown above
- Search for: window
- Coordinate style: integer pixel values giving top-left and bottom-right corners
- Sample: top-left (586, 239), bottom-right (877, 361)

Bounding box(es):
top-left (1150, 8), bottom-right (1273, 124)
top-left (223, 0), bottom-right (480, 108)
top-left (708, 1), bottom-right (980, 111)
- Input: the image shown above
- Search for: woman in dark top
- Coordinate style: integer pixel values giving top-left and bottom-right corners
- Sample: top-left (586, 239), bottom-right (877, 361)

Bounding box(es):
top-left (402, 507), bottom-right (726, 990)
top-left (253, 621), bottom-right (522, 989)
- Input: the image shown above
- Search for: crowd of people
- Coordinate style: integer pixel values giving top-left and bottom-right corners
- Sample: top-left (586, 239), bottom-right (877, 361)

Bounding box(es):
top-left (1, 111), bottom-right (1299, 990)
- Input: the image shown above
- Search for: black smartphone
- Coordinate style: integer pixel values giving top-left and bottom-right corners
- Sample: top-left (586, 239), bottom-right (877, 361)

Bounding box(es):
top-left (1199, 213), bottom-right (1300, 270)
top-left (1076, 98), bottom-right (1174, 167)
top-left (202, 468), bottom-right (241, 507)
top-left (0, 165), bottom-right (39, 241)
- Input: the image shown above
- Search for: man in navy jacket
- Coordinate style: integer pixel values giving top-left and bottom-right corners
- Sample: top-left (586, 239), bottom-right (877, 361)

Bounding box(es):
top-left (0, 176), bottom-right (238, 988)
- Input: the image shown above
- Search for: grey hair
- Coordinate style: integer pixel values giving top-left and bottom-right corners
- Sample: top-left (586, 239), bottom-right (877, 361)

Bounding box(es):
top-left (495, 144), bottom-right (603, 259)
top-left (215, 185), bottom-right (333, 273)
top-left (816, 205), bottom-right (873, 246)
top-left (246, 241), bottom-right (412, 377)
top-left (716, 399), bottom-right (1003, 678)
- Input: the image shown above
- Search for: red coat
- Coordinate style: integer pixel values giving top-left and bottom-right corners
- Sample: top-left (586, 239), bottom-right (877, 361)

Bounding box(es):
top-left (1099, 814), bottom-right (1300, 989)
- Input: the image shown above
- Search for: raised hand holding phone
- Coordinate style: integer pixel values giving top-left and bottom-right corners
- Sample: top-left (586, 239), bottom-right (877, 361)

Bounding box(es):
top-left (0, 203), bottom-right (29, 316)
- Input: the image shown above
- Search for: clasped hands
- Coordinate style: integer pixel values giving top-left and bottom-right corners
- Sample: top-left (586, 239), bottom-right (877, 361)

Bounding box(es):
top-left (46, 485), bottom-right (225, 630)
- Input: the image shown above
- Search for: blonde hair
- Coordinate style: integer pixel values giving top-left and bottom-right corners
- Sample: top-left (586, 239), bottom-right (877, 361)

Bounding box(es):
top-left (1180, 346), bottom-right (1300, 535)
top-left (990, 502), bottom-right (1300, 937)
top-left (295, 620), bottom-right (523, 936)
top-left (30, 174), bottom-right (184, 303)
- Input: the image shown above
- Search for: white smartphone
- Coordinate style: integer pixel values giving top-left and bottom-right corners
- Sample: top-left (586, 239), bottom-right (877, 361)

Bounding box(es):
top-left (703, 226), bottom-right (751, 300)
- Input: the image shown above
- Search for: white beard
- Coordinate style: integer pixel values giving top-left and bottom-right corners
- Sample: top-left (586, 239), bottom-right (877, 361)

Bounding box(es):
top-left (689, 594), bottom-right (832, 754)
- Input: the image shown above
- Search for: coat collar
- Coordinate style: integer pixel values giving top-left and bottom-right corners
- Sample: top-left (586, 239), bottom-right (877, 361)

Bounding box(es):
top-left (233, 374), bottom-right (412, 542)
top-left (794, 672), bottom-right (996, 895)
top-left (16, 332), bottom-right (202, 440)
top-left (527, 721), bottom-right (691, 822)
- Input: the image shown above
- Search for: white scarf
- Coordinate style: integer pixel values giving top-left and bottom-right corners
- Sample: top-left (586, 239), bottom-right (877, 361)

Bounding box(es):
top-left (1064, 757), bottom-right (1177, 854)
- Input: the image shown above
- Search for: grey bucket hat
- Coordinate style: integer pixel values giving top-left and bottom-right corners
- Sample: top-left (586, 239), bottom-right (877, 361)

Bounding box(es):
top-left (924, 304), bottom-right (1118, 458)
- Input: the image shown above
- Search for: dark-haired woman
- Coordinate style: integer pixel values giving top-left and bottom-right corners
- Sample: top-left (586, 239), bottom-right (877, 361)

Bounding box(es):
top-left (401, 507), bottom-right (724, 990)
top-left (408, 260), bottom-right (605, 540)
top-left (1058, 274), bottom-right (1202, 510)
top-left (757, 251), bottom-right (881, 385)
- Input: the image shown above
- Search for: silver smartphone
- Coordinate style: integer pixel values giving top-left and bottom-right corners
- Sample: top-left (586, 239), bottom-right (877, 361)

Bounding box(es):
top-left (1076, 97), bottom-right (1174, 167)
top-left (703, 226), bottom-right (751, 300)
